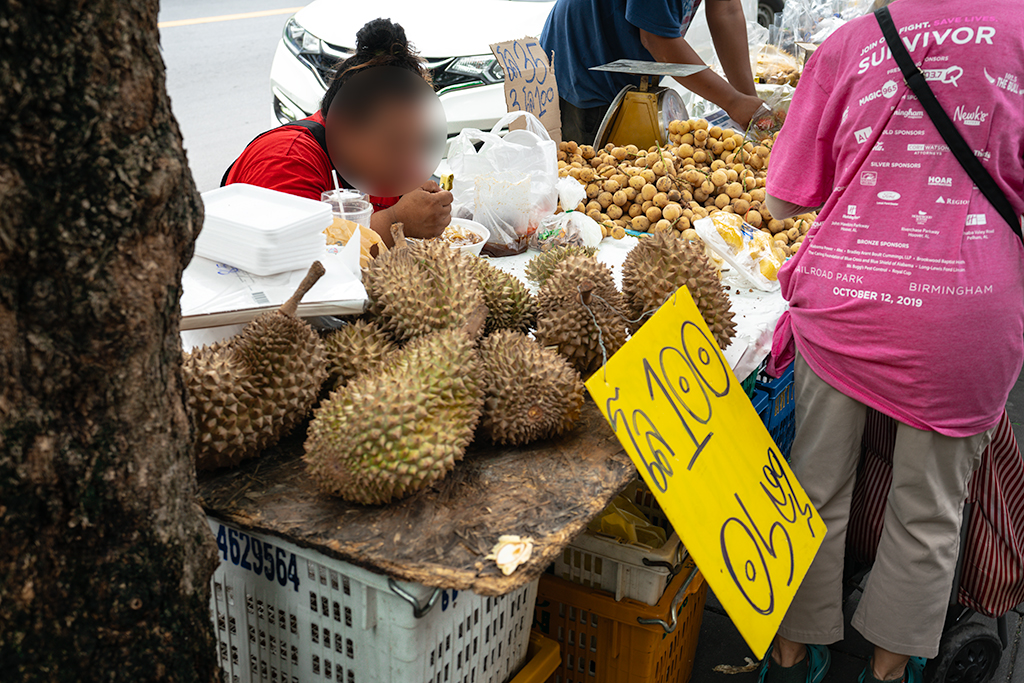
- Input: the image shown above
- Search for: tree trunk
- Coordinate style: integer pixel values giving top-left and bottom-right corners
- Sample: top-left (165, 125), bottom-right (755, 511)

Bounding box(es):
top-left (0, 1), bottom-right (221, 681)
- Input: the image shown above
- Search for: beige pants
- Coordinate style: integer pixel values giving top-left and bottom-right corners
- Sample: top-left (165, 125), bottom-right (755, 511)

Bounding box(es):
top-left (777, 353), bottom-right (992, 658)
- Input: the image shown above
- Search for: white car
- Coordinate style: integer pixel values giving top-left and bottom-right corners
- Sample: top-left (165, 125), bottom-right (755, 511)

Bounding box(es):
top-left (270, 0), bottom-right (760, 142)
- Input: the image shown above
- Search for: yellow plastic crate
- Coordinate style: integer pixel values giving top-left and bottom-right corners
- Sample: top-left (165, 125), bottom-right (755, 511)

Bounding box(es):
top-left (533, 560), bottom-right (706, 683)
top-left (510, 632), bottom-right (562, 683)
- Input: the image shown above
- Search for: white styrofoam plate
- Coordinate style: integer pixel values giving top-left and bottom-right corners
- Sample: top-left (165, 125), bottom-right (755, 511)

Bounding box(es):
top-left (201, 184), bottom-right (333, 239)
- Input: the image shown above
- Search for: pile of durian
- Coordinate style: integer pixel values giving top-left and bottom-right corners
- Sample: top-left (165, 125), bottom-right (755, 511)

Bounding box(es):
top-left (183, 224), bottom-right (735, 506)
top-left (557, 118), bottom-right (816, 258)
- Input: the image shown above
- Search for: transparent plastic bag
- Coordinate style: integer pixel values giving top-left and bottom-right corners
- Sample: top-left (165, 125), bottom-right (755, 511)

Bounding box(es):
top-left (531, 176), bottom-right (603, 251)
top-left (695, 212), bottom-right (783, 291)
top-left (748, 85), bottom-right (793, 140)
top-left (449, 111), bottom-right (559, 256)
top-left (777, 0), bottom-right (878, 47)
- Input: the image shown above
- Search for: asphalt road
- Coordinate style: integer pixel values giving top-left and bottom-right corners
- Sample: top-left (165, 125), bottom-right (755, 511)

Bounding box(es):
top-left (159, 1), bottom-right (303, 192)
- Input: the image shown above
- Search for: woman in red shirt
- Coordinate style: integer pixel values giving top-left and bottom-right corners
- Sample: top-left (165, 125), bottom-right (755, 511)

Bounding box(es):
top-left (225, 19), bottom-right (451, 247)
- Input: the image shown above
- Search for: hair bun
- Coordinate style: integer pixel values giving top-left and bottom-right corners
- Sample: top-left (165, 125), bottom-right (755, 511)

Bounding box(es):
top-left (355, 18), bottom-right (409, 58)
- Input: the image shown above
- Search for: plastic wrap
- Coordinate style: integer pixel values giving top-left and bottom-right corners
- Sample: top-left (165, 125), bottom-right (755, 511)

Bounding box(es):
top-left (531, 176), bottom-right (603, 251)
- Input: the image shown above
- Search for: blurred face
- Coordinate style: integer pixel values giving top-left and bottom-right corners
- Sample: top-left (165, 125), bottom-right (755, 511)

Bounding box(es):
top-left (326, 67), bottom-right (446, 197)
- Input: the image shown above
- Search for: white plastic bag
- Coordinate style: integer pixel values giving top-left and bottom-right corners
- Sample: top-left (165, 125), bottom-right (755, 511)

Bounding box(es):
top-left (532, 176), bottom-right (603, 251)
top-left (449, 111), bottom-right (559, 256)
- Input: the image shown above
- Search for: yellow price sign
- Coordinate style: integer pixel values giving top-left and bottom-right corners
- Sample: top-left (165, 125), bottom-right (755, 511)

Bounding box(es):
top-left (585, 287), bottom-right (826, 658)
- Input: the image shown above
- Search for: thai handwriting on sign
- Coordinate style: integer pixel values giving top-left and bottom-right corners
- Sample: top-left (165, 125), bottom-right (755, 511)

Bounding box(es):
top-left (492, 38), bottom-right (556, 120)
top-left (585, 287), bottom-right (824, 655)
top-left (721, 447), bottom-right (818, 615)
top-left (215, 523), bottom-right (300, 592)
top-left (603, 320), bottom-right (722, 490)
top-left (598, 316), bottom-right (818, 615)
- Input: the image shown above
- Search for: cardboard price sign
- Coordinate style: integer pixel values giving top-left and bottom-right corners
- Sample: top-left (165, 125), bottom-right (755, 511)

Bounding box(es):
top-left (585, 288), bottom-right (826, 657)
top-left (489, 37), bottom-right (561, 142)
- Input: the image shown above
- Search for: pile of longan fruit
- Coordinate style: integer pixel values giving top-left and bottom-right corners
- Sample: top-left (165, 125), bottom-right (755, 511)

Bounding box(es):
top-left (557, 119), bottom-right (815, 256)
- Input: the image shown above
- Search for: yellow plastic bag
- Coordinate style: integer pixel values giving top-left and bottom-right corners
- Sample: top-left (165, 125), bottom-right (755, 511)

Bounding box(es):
top-left (588, 494), bottom-right (668, 549)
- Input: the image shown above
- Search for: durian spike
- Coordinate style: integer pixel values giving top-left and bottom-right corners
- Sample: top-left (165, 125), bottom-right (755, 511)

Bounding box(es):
top-left (461, 304), bottom-right (489, 339)
top-left (279, 261), bottom-right (326, 319)
top-left (390, 222), bottom-right (409, 249)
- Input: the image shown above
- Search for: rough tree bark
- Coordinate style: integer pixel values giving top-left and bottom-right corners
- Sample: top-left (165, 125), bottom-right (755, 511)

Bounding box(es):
top-left (0, 1), bottom-right (221, 681)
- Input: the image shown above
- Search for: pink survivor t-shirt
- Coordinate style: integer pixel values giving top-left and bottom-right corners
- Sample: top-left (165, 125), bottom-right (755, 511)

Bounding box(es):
top-left (767, 0), bottom-right (1024, 437)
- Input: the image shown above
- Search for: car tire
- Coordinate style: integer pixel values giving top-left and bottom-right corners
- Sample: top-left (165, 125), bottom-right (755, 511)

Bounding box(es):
top-left (758, 0), bottom-right (784, 28)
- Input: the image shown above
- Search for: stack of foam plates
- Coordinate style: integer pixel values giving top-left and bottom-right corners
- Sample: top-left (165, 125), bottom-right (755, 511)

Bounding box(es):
top-left (195, 184), bottom-right (333, 276)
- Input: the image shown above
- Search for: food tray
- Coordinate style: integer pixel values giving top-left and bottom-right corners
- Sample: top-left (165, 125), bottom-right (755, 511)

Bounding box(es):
top-left (552, 481), bottom-right (683, 606)
top-left (194, 233), bottom-right (327, 277)
top-left (207, 517), bottom-right (537, 683)
top-left (202, 184), bottom-right (333, 240)
top-left (534, 560), bottom-right (706, 683)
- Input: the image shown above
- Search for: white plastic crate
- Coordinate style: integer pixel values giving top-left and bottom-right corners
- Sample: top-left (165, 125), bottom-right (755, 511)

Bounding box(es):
top-left (207, 517), bottom-right (538, 683)
top-left (552, 480), bottom-right (684, 605)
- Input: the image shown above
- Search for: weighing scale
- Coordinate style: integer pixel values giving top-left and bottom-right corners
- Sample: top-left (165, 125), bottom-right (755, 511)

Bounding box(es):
top-left (589, 60), bottom-right (708, 150)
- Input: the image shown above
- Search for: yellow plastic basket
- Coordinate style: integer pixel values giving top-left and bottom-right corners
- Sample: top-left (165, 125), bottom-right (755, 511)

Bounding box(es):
top-left (510, 632), bottom-right (562, 683)
top-left (534, 560), bottom-right (706, 683)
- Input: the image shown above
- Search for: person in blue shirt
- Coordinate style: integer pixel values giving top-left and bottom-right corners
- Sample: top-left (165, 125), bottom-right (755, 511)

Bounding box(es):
top-left (540, 0), bottom-right (763, 144)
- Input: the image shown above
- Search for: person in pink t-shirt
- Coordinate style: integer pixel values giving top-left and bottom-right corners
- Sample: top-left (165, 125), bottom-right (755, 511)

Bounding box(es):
top-left (760, 2), bottom-right (1024, 682)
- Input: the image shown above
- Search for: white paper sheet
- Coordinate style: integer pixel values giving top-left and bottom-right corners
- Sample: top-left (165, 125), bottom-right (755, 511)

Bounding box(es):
top-left (180, 236), bottom-right (366, 332)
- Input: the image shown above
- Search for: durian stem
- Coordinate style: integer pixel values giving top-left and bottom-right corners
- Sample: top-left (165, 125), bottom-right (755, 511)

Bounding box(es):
top-left (462, 304), bottom-right (489, 338)
top-left (577, 281), bottom-right (595, 306)
top-left (390, 222), bottom-right (409, 249)
top-left (279, 261), bottom-right (326, 318)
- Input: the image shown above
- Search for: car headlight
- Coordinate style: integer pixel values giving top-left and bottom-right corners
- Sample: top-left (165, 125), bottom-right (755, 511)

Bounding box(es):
top-left (283, 17), bottom-right (322, 55)
top-left (447, 56), bottom-right (505, 85)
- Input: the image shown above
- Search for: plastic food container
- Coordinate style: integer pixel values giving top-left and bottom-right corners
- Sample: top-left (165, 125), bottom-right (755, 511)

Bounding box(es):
top-left (334, 198), bottom-right (373, 229)
top-left (447, 218), bottom-right (490, 257)
top-left (321, 189), bottom-right (369, 213)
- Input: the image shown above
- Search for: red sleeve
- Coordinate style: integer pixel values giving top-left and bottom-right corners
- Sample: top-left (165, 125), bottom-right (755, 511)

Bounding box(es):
top-left (225, 130), bottom-right (332, 202)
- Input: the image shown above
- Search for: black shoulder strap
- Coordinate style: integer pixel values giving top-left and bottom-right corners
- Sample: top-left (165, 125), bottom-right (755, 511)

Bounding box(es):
top-left (220, 119), bottom-right (332, 187)
top-left (875, 6), bottom-right (1021, 242)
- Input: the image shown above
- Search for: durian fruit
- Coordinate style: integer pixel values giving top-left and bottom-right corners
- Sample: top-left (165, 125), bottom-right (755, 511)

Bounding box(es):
top-left (524, 244), bottom-right (598, 286)
top-left (185, 262), bottom-right (328, 471)
top-left (470, 258), bottom-right (536, 334)
top-left (304, 307), bottom-right (488, 505)
top-left (621, 231), bottom-right (737, 349)
top-left (537, 254), bottom-right (624, 312)
top-left (322, 319), bottom-right (396, 391)
top-left (478, 331), bottom-right (584, 445)
top-left (534, 256), bottom-right (628, 378)
top-left (363, 223), bottom-right (484, 342)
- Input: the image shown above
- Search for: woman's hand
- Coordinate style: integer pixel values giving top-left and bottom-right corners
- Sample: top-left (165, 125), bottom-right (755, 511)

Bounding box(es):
top-left (390, 186), bottom-right (453, 239)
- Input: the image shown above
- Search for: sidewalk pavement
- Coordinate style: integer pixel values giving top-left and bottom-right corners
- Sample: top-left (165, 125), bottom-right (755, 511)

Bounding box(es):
top-left (690, 370), bottom-right (1024, 683)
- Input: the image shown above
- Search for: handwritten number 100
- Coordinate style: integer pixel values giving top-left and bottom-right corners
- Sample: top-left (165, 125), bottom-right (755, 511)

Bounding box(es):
top-left (605, 320), bottom-right (730, 492)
